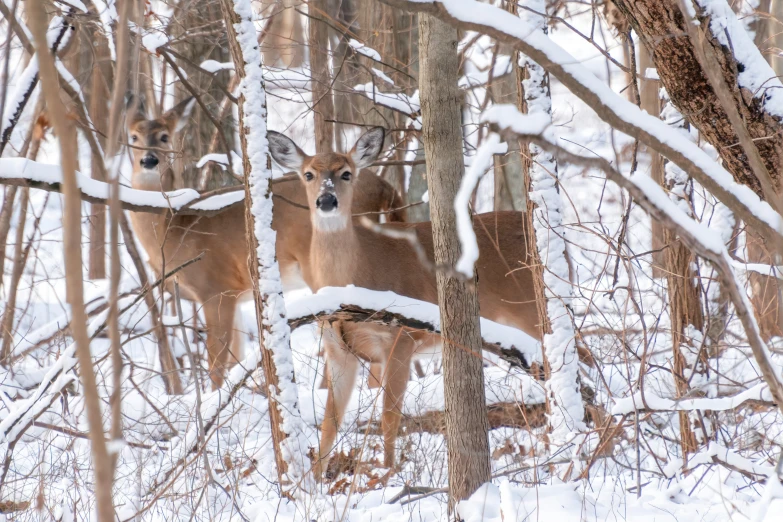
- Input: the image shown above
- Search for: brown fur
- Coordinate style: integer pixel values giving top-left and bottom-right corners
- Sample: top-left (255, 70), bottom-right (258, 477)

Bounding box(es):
top-left (127, 113), bottom-right (405, 389)
top-left (272, 129), bottom-right (540, 477)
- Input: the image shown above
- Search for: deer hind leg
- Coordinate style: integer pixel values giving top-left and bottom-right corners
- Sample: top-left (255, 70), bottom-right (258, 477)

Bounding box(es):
top-left (202, 294), bottom-right (238, 389)
top-left (317, 321), bottom-right (359, 478)
top-left (381, 330), bottom-right (414, 470)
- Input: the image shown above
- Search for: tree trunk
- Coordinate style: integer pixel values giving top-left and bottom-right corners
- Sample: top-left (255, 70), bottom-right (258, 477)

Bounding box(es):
top-left (27, 1), bottom-right (115, 520)
top-left (418, 13), bottom-right (490, 507)
top-left (517, 1), bottom-right (584, 449)
top-left (173, 0), bottom-right (236, 190)
top-left (639, 45), bottom-right (665, 277)
top-left (611, 0), bottom-right (783, 338)
top-left (659, 90), bottom-right (704, 459)
top-left (260, 0), bottom-right (305, 68)
top-left (87, 18), bottom-right (111, 280)
top-left (308, 0), bottom-right (336, 153)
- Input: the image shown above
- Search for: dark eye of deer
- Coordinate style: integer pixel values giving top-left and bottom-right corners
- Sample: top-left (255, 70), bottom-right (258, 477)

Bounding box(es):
top-left (341, 171), bottom-right (351, 181)
top-left (160, 134), bottom-right (169, 143)
top-left (305, 172), bottom-right (314, 181)
top-left (131, 135), bottom-right (138, 143)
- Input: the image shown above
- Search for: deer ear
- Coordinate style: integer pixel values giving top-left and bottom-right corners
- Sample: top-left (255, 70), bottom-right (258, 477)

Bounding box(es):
top-left (162, 97), bottom-right (196, 133)
top-left (125, 93), bottom-right (146, 130)
top-left (268, 131), bottom-right (307, 172)
top-left (350, 126), bottom-right (385, 169)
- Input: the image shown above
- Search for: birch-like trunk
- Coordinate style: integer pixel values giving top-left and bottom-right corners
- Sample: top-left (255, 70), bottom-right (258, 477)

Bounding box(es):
top-left (418, 13), bottom-right (491, 507)
top-left (518, 1), bottom-right (584, 443)
top-left (220, 0), bottom-right (311, 490)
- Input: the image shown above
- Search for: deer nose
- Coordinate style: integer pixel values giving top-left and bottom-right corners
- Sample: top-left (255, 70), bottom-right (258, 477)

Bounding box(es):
top-left (140, 155), bottom-right (159, 169)
top-left (316, 193), bottom-right (338, 212)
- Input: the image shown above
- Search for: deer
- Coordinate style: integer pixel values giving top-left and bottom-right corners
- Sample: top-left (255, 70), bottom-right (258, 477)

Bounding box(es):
top-left (125, 97), bottom-right (406, 389)
top-left (267, 126), bottom-right (542, 478)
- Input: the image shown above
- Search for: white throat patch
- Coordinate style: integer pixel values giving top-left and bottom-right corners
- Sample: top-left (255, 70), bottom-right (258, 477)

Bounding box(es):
top-left (313, 210), bottom-right (349, 232)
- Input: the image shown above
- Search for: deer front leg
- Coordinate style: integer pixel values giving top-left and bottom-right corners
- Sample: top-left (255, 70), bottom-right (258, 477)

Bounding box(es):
top-left (317, 321), bottom-right (359, 479)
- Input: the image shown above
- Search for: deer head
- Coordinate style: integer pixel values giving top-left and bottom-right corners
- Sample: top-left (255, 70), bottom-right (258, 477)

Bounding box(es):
top-left (126, 95), bottom-right (196, 191)
top-left (268, 127), bottom-right (385, 231)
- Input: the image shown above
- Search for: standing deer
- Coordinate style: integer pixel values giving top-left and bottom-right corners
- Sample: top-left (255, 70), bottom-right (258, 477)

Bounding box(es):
top-left (125, 98), bottom-right (405, 388)
top-left (268, 127), bottom-right (541, 477)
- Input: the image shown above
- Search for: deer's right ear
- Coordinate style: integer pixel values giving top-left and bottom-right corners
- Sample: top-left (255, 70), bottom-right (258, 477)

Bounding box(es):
top-left (125, 94), bottom-right (146, 129)
top-left (268, 131), bottom-right (307, 172)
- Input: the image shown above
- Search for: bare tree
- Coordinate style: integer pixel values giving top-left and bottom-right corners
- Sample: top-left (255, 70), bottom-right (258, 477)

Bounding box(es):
top-left (26, 1), bottom-right (115, 520)
top-left (418, 13), bottom-right (490, 507)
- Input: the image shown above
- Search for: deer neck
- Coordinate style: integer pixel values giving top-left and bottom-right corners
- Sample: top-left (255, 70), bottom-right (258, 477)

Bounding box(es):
top-left (308, 215), bottom-right (359, 290)
top-left (131, 166), bottom-right (175, 192)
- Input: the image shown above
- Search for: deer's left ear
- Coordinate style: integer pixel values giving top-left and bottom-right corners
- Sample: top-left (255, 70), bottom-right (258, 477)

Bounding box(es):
top-left (125, 93), bottom-right (147, 130)
top-left (162, 97), bottom-right (196, 133)
top-left (350, 126), bottom-right (385, 169)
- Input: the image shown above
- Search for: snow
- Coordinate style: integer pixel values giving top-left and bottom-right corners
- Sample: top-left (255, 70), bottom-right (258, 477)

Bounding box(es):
top-left (454, 134), bottom-right (507, 278)
top-left (697, 0), bottom-right (783, 119)
top-left (348, 39), bottom-right (382, 61)
top-left (199, 59), bottom-right (235, 73)
top-left (420, 0), bottom-right (783, 238)
top-left (287, 286), bottom-right (542, 364)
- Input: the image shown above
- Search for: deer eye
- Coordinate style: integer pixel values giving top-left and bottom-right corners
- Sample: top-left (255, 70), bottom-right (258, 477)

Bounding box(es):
top-left (160, 134), bottom-right (169, 143)
top-left (131, 135), bottom-right (138, 143)
top-left (304, 172), bottom-right (314, 181)
top-left (341, 171), bottom-right (351, 181)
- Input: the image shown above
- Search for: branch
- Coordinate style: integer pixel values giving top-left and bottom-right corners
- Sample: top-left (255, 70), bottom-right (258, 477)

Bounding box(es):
top-left (379, 0), bottom-right (783, 252)
top-left (289, 304), bottom-right (532, 369)
top-left (483, 108), bottom-right (783, 413)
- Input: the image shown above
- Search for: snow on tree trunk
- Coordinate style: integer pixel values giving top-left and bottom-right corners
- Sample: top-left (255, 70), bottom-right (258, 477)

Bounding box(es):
top-left (518, 1), bottom-right (584, 442)
top-left (219, 0), bottom-right (311, 490)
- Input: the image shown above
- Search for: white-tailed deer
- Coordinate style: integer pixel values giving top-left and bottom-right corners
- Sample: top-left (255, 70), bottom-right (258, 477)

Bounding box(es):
top-left (268, 127), bottom-right (541, 477)
top-left (125, 98), bottom-right (405, 388)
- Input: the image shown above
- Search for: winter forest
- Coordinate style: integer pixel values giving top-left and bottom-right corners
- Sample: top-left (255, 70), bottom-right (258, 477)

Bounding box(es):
top-left (5, 0), bottom-right (783, 520)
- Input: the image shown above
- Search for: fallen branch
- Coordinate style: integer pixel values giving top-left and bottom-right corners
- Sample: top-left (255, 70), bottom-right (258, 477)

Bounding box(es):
top-left (289, 304), bottom-right (533, 370)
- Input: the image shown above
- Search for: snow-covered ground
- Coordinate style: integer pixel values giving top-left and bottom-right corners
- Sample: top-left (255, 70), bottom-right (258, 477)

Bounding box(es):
top-left (1, 0), bottom-right (782, 520)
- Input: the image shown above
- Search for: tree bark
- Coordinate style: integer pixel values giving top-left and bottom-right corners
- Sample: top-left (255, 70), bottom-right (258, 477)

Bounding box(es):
top-left (418, 13), bottom-right (490, 507)
top-left (639, 46), bottom-right (665, 277)
top-left (308, 0), bottom-right (336, 153)
top-left (87, 17), bottom-right (110, 281)
top-left (659, 91), bottom-right (704, 458)
top-left (172, 0), bottom-right (237, 190)
top-left (27, 1), bottom-right (115, 520)
top-left (612, 0), bottom-right (783, 338)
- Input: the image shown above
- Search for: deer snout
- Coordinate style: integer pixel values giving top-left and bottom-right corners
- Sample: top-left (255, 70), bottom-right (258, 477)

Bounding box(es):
top-left (140, 154), bottom-right (159, 169)
top-left (316, 193), bottom-right (338, 212)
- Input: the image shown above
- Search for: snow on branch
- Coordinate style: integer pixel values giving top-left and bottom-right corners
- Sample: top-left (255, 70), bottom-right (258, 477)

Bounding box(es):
top-left (483, 106), bottom-right (783, 414)
top-left (612, 384), bottom-right (772, 415)
top-left (287, 286), bottom-right (542, 367)
top-left (379, 0), bottom-right (783, 252)
top-left (0, 158), bottom-right (246, 215)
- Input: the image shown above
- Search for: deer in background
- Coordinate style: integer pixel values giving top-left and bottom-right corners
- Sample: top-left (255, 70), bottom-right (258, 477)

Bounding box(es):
top-left (125, 97), bottom-right (405, 388)
top-left (268, 127), bottom-right (541, 477)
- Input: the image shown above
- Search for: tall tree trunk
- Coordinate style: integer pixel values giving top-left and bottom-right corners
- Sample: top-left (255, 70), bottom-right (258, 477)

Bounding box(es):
top-left (87, 17), bottom-right (111, 280)
top-left (611, 0), bottom-right (783, 339)
top-left (418, 13), bottom-right (490, 507)
top-left (260, 0), bottom-right (305, 67)
top-left (659, 90), bottom-right (704, 459)
top-left (518, 0), bottom-right (584, 449)
top-left (639, 45), bottom-right (665, 277)
top-left (27, 1), bottom-right (115, 520)
top-left (308, 0), bottom-right (336, 153)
